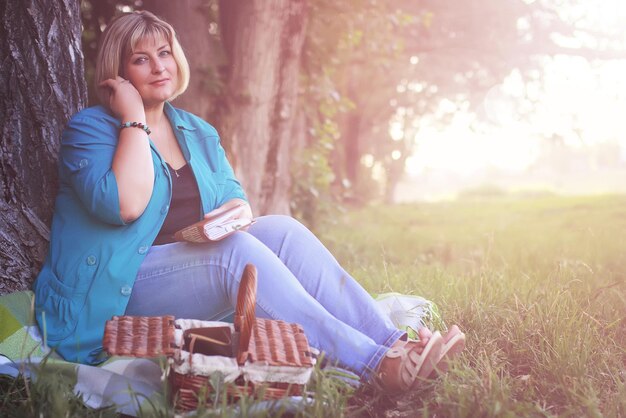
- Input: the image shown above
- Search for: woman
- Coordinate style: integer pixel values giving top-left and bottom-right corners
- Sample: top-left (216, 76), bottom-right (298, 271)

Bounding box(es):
top-left (33, 11), bottom-right (465, 392)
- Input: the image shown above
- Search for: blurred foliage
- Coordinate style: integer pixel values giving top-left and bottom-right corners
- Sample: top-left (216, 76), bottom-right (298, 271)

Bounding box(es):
top-left (289, 117), bottom-right (340, 229)
top-left (300, 0), bottom-right (626, 209)
top-left (294, 0), bottom-right (418, 223)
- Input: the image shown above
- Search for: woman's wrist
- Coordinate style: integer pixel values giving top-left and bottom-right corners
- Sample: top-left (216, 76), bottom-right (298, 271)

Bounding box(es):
top-left (118, 111), bottom-right (149, 135)
top-left (120, 121), bottom-right (151, 135)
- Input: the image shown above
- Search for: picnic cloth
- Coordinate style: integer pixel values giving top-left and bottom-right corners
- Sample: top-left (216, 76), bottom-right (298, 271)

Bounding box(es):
top-left (0, 290), bottom-right (168, 416)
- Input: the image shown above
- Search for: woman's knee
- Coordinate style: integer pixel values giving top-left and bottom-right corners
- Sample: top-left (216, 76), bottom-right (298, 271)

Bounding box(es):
top-left (257, 214), bottom-right (301, 227)
top-left (225, 230), bottom-right (270, 252)
top-left (251, 215), bottom-right (309, 238)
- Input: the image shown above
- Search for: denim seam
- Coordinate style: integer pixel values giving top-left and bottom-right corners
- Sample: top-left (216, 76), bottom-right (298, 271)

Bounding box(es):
top-left (135, 259), bottom-right (231, 281)
top-left (361, 328), bottom-right (405, 381)
top-left (383, 329), bottom-right (406, 348)
top-left (361, 345), bottom-right (387, 381)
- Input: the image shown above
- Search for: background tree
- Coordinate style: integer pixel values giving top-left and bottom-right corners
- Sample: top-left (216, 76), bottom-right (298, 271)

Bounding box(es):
top-left (217, 0), bottom-right (310, 215)
top-left (0, 0), bottom-right (86, 294)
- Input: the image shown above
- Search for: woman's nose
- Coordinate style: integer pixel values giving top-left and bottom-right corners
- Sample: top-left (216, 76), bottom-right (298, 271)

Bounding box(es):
top-left (152, 61), bottom-right (165, 74)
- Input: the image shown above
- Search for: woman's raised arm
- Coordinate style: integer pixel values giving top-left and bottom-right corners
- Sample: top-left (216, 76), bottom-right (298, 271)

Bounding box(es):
top-left (99, 76), bottom-right (155, 222)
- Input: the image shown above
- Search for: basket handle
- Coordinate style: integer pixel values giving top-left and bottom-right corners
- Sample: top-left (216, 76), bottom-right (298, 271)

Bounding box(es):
top-left (234, 264), bottom-right (257, 365)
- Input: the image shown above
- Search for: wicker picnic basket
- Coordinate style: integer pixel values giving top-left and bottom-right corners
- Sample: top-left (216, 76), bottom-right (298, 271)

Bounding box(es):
top-left (103, 264), bottom-right (316, 411)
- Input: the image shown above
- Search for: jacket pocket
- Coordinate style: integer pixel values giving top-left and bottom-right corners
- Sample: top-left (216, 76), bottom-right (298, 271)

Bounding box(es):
top-left (36, 263), bottom-right (95, 342)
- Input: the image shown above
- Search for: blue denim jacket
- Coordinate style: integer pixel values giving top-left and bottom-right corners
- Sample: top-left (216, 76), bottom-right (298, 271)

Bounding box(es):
top-left (33, 103), bottom-right (247, 364)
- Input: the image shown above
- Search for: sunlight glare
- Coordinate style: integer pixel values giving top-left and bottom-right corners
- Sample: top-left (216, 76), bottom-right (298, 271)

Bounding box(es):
top-left (361, 154), bottom-right (375, 168)
top-left (390, 122), bottom-right (404, 141)
top-left (407, 124), bottom-right (539, 178)
top-left (405, 52), bottom-right (626, 181)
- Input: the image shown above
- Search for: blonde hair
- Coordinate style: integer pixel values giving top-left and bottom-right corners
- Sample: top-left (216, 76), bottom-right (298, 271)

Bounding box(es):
top-left (95, 10), bottom-right (190, 105)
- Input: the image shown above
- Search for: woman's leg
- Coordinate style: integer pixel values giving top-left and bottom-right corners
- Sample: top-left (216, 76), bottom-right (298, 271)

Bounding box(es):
top-left (247, 215), bottom-right (403, 347)
top-left (125, 232), bottom-right (400, 380)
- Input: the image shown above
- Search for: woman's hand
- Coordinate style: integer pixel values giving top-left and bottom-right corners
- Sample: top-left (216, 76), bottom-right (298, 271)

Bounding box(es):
top-left (204, 199), bottom-right (253, 222)
top-left (98, 76), bottom-right (145, 121)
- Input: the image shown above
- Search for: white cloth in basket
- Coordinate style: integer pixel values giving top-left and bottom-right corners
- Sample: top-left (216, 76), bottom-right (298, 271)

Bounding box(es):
top-left (170, 318), bottom-right (315, 385)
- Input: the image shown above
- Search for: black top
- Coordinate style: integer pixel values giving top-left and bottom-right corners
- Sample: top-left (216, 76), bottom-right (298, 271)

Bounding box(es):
top-left (153, 163), bottom-right (202, 245)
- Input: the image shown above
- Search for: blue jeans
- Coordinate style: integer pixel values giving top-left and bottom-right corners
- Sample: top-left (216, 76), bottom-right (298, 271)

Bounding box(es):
top-left (125, 215), bottom-right (404, 381)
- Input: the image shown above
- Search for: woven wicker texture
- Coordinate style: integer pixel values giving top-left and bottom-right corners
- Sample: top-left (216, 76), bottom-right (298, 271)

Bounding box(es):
top-left (248, 318), bottom-right (314, 367)
top-left (234, 264), bottom-right (256, 364)
top-left (170, 373), bottom-right (301, 410)
top-left (103, 315), bottom-right (176, 357)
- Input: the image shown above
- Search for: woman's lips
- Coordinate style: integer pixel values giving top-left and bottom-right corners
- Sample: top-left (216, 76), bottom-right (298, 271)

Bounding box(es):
top-left (150, 78), bottom-right (170, 86)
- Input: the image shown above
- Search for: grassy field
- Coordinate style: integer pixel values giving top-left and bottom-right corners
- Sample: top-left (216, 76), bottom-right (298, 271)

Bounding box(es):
top-left (317, 193), bottom-right (626, 417)
top-left (2, 194), bottom-right (625, 417)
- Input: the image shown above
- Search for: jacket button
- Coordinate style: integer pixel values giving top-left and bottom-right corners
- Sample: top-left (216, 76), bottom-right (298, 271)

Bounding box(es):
top-left (138, 246), bottom-right (149, 255)
top-left (79, 159), bottom-right (88, 168)
top-left (120, 285), bottom-right (132, 296)
top-left (161, 205), bottom-right (169, 214)
top-left (86, 255), bottom-right (97, 265)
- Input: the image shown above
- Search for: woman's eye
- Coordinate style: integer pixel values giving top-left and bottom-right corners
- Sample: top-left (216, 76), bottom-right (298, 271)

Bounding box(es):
top-left (159, 50), bottom-right (171, 57)
top-left (133, 56), bottom-right (148, 64)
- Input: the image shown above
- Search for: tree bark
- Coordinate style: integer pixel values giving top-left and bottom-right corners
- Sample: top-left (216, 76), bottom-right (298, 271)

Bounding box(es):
top-left (218, 0), bottom-right (309, 215)
top-left (0, 0), bottom-right (87, 294)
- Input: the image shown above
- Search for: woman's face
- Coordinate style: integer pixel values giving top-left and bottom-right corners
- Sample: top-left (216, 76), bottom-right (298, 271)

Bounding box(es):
top-left (123, 34), bottom-right (178, 107)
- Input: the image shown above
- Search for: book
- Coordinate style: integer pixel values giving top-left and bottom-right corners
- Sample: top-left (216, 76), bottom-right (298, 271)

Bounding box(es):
top-left (173, 203), bottom-right (254, 243)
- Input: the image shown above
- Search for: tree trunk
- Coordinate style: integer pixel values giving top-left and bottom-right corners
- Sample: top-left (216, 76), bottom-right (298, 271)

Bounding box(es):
top-left (0, 0), bottom-right (87, 294)
top-left (218, 0), bottom-right (309, 215)
top-left (143, 0), bottom-right (219, 122)
top-left (344, 111), bottom-right (362, 188)
top-left (338, 65), bottom-right (365, 205)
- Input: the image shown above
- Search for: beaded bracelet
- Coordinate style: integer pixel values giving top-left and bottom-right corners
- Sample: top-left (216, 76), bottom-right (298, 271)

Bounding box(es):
top-left (120, 121), bottom-right (151, 135)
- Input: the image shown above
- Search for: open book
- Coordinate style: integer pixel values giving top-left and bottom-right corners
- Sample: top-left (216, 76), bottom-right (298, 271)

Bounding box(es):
top-left (173, 203), bottom-right (254, 243)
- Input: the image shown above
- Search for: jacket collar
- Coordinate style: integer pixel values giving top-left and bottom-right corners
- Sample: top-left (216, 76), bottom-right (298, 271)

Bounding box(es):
top-left (164, 102), bottom-right (196, 131)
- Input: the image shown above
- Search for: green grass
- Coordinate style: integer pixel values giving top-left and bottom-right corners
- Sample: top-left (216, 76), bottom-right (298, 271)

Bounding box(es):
top-left (318, 193), bottom-right (626, 417)
top-left (2, 194), bottom-right (624, 417)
